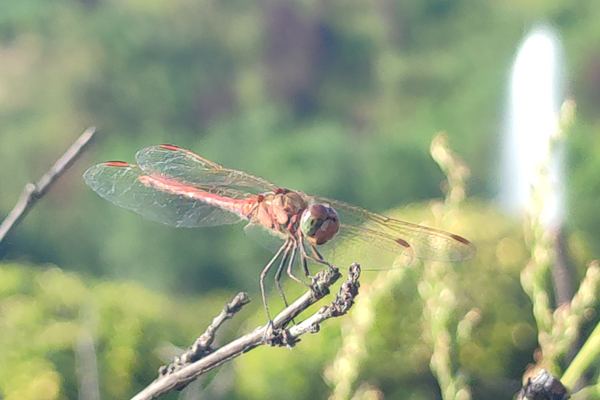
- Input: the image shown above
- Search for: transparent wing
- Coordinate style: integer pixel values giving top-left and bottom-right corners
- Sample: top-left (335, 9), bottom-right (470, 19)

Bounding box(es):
top-left (83, 162), bottom-right (244, 228)
top-left (316, 223), bottom-right (416, 270)
top-left (314, 197), bottom-right (476, 262)
top-left (243, 221), bottom-right (286, 253)
top-left (135, 145), bottom-right (276, 198)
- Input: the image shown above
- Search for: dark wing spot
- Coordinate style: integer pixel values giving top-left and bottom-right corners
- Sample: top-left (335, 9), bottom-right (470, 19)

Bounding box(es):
top-left (395, 238), bottom-right (410, 248)
top-left (451, 234), bottom-right (472, 245)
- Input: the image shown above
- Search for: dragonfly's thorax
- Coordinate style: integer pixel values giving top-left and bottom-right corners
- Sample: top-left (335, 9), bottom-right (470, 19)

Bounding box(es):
top-left (249, 190), bottom-right (309, 235)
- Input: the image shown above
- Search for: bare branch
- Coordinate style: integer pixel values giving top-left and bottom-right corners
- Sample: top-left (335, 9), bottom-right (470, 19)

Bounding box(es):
top-left (284, 263), bottom-right (360, 342)
top-left (160, 292), bottom-right (252, 372)
top-left (0, 126), bottom-right (98, 244)
top-left (131, 264), bottom-right (361, 400)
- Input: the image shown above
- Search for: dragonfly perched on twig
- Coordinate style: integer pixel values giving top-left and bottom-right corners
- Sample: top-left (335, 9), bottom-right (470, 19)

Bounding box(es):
top-left (84, 145), bottom-right (475, 321)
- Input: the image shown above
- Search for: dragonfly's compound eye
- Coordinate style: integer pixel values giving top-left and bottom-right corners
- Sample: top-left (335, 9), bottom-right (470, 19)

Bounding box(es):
top-left (300, 203), bottom-right (340, 245)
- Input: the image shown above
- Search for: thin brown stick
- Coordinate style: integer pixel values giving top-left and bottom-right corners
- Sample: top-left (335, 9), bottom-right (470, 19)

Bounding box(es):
top-left (131, 264), bottom-right (361, 400)
top-left (0, 126), bottom-right (98, 244)
top-left (159, 292), bottom-right (252, 374)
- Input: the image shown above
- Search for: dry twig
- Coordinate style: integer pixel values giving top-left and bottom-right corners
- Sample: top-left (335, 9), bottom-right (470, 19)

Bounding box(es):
top-left (0, 126), bottom-right (98, 244)
top-left (131, 263), bottom-right (361, 400)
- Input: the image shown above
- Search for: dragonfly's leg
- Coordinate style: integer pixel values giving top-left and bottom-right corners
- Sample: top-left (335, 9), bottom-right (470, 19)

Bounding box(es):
top-left (260, 241), bottom-right (288, 326)
top-left (310, 244), bottom-right (329, 264)
top-left (310, 244), bottom-right (335, 268)
top-left (300, 241), bottom-right (332, 276)
top-left (279, 240), bottom-right (302, 326)
top-left (286, 239), bottom-right (310, 286)
top-left (299, 240), bottom-right (312, 278)
top-left (304, 253), bottom-right (332, 268)
top-left (310, 244), bottom-right (326, 262)
top-left (274, 240), bottom-right (292, 308)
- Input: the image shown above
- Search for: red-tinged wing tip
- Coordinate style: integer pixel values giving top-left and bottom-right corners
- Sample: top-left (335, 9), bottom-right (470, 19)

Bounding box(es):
top-left (395, 238), bottom-right (411, 248)
top-left (159, 144), bottom-right (181, 151)
top-left (451, 234), bottom-right (472, 245)
top-left (104, 161), bottom-right (130, 167)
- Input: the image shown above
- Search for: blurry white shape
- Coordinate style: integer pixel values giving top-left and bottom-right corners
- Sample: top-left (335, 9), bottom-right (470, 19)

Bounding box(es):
top-left (500, 25), bottom-right (565, 230)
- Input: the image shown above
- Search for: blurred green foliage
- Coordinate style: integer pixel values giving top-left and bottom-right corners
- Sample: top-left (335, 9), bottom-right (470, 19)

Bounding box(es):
top-left (0, 262), bottom-right (241, 400)
top-left (1, 0), bottom-right (600, 398)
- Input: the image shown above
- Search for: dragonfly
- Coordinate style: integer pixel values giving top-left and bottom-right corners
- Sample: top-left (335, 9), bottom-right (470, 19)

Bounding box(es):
top-left (84, 144), bottom-right (475, 321)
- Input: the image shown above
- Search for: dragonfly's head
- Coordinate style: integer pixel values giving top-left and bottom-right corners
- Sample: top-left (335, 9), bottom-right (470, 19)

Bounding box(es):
top-left (300, 203), bottom-right (339, 245)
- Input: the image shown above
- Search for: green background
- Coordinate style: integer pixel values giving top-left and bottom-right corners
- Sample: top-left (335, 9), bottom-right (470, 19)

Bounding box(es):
top-left (0, 0), bottom-right (599, 399)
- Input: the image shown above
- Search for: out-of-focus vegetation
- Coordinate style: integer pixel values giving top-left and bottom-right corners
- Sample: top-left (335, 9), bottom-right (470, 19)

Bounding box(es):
top-left (2, 0), bottom-right (600, 399)
top-left (0, 263), bottom-right (238, 400)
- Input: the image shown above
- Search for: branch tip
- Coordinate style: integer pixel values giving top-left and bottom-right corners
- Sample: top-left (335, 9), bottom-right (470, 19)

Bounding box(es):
top-left (0, 126), bottom-right (98, 244)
